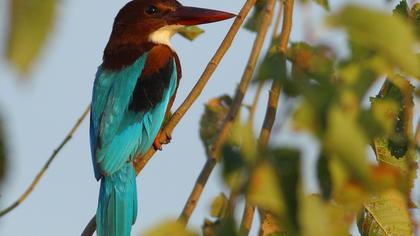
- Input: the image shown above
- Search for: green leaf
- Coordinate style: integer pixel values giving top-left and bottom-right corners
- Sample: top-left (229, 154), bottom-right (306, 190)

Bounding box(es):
top-left (300, 195), bottom-right (351, 236)
top-left (329, 158), bottom-right (368, 211)
top-left (370, 99), bottom-right (399, 136)
top-left (221, 143), bottom-right (245, 188)
top-left (324, 106), bottom-right (371, 185)
top-left (313, 0), bottom-right (330, 11)
top-left (220, 118), bottom-right (257, 188)
top-left (200, 95), bottom-right (232, 156)
top-left (210, 193), bottom-right (228, 218)
top-left (393, 0), bottom-right (409, 18)
top-left (254, 37), bottom-right (286, 82)
top-left (244, 0), bottom-right (266, 32)
top-left (269, 148), bottom-right (301, 232)
top-left (202, 217), bottom-right (238, 236)
top-left (288, 42), bottom-right (334, 82)
top-left (372, 79), bottom-right (416, 195)
top-left (292, 101), bottom-right (320, 135)
top-left (178, 26), bottom-right (205, 41)
top-left (358, 190), bottom-right (413, 236)
top-left (145, 220), bottom-right (197, 236)
top-left (6, 0), bottom-right (57, 74)
top-left (329, 5), bottom-right (420, 76)
top-left (248, 162), bottom-right (285, 215)
top-left (230, 120), bottom-right (257, 163)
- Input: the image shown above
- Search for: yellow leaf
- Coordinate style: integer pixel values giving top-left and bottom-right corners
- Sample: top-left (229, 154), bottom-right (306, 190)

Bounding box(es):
top-left (210, 193), bottom-right (228, 218)
top-left (358, 190), bottom-right (413, 236)
top-left (177, 26), bottom-right (204, 41)
top-left (247, 162), bottom-right (285, 215)
top-left (324, 106), bottom-right (371, 184)
top-left (145, 220), bottom-right (197, 236)
top-left (6, 0), bottom-right (56, 74)
top-left (329, 5), bottom-right (420, 76)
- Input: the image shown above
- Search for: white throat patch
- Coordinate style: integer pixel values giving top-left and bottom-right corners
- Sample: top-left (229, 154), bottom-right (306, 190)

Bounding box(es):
top-left (148, 25), bottom-right (183, 49)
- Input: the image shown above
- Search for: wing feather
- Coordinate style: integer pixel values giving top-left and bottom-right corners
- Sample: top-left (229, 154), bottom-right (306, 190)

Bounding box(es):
top-left (90, 46), bottom-right (178, 178)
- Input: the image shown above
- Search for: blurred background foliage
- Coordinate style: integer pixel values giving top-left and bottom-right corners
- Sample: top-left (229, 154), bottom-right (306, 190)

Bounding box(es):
top-left (1, 0), bottom-right (420, 235)
top-left (196, 0), bottom-right (420, 235)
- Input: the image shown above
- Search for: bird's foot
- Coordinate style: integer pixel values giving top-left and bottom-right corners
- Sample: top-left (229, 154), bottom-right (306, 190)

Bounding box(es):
top-left (153, 137), bottom-right (162, 151)
top-left (162, 133), bottom-right (172, 144)
top-left (153, 131), bottom-right (172, 151)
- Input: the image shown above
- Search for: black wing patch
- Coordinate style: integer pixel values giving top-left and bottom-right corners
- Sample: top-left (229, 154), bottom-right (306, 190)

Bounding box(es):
top-left (128, 58), bottom-right (174, 112)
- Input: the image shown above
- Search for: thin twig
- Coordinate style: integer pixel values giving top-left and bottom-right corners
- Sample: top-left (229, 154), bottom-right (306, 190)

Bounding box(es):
top-left (258, 1), bottom-right (294, 235)
top-left (246, 2), bottom-right (282, 126)
top-left (81, 216), bottom-right (96, 236)
top-left (272, 2), bottom-right (283, 39)
top-left (0, 105), bottom-right (91, 218)
top-left (178, 0), bottom-right (276, 226)
top-left (240, 5), bottom-right (284, 232)
top-left (81, 0), bottom-right (257, 234)
top-left (248, 80), bottom-right (264, 125)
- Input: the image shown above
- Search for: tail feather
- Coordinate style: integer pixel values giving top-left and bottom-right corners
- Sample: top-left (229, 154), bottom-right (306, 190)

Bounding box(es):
top-left (97, 163), bottom-right (137, 236)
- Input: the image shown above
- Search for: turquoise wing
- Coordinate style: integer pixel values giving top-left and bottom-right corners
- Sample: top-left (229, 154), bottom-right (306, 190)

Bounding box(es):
top-left (90, 53), bottom-right (177, 179)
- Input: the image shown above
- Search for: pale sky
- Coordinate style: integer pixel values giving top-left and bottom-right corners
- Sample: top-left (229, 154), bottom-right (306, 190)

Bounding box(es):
top-left (0, 0), bottom-right (416, 236)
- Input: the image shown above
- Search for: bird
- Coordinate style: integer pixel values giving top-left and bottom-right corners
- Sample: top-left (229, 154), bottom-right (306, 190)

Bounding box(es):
top-left (89, 0), bottom-right (234, 235)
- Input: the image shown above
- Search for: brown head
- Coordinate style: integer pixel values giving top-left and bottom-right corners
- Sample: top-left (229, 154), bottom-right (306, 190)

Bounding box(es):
top-left (103, 0), bottom-right (235, 69)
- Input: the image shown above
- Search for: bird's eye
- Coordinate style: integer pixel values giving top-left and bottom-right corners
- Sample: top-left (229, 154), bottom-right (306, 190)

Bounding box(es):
top-left (145, 5), bottom-right (158, 15)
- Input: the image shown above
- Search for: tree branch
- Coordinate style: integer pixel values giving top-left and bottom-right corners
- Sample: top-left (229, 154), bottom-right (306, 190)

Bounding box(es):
top-left (239, 5), bottom-right (284, 232)
top-left (0, 105), bottom-right (91, 218)
top-left (178, 0), bottom-right (277, 226)
top-left (258, 0), bottom-right (294, 235)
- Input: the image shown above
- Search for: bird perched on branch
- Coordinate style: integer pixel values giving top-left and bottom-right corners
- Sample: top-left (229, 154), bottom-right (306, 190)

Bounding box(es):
top-left (89, 0), bottom-right (234, 235)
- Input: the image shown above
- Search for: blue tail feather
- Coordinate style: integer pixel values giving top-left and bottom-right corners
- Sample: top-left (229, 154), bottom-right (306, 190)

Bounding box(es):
top-left (97, 163), bottom-right (137, 236)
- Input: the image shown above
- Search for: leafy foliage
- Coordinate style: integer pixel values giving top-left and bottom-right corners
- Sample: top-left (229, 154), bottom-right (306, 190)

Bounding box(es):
top-left (210, 193), bottom-right (228, 218)
top-left (253, 37), bottom-right (286, 82)
top-left (201, 2), bottom-right (419, 236)
top-left (244, 0), bottom-right (267, 32)
top-left (144, 220), bottom-right (197, 236)
top-left (6, 0), bottom-right (56, 74)
top-left (199, 95), bottom-right (232, 157)
top-left (329, 5), bottom-right (420, 76)
top-left (358, 190), bottom-right (413, 236)
top-left (372, 79), bottom-right (417, 196)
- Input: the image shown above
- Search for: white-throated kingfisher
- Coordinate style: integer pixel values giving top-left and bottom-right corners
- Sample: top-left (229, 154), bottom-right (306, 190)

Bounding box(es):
top-left (89, 0), bottom-right (234, 235)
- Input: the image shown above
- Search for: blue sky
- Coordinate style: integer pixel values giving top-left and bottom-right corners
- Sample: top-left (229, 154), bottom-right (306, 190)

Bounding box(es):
top-left (0, 0), bottom-right (415, 235)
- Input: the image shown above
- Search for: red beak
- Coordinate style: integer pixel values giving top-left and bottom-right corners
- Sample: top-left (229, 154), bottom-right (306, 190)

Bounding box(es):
top-left (165, 6), bottom-right (235, 26)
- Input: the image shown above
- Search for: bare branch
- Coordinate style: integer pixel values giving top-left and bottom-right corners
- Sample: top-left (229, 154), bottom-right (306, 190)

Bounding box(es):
top-left (178, 0), bottom-right (277, 225)
top-left (247, 80), bottom-right (264, 125)
top-left (258, 0), bottom-right (294, 235)
top-left (0, 105), bottom-right (91, 218)
top-left (240, 4), bottom-right (284, 234)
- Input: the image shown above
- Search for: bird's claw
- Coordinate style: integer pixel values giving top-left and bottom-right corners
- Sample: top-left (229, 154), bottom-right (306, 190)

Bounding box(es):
top-left (153, 139), bottom-right (163, 151)
top-left (153, 131), bottom-right (172, 151)
top-left (162, 133), bottom-right (172, 144)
